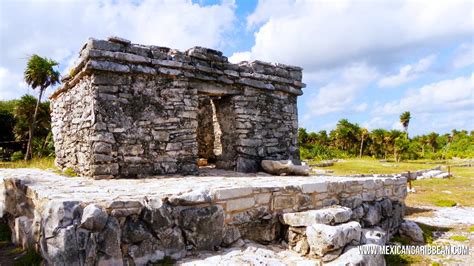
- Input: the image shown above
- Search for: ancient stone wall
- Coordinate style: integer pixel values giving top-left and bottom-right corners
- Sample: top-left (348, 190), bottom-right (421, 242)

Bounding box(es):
top-left (51, 37), bottom-right (305, 178)
top-left (0, 169), bottom-right (407, 265)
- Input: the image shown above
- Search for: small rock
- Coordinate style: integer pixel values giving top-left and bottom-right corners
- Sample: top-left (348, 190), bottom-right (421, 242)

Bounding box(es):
top-left (80, 204), bottom-right (108, 232)
top-left (399, 220), bottom-right (425, 244)
top-left (361, 226), bottom-right (387, 245)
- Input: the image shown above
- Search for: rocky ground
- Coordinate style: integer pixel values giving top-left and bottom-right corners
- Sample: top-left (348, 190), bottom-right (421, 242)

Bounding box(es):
top-left (404, 206), bottom-right (474, 265)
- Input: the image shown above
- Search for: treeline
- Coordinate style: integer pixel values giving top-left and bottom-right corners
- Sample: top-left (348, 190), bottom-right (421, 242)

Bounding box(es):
top-left (299, 119), bottom-right (474, 161)
top-left (0, 95), bottom-right (54, 161)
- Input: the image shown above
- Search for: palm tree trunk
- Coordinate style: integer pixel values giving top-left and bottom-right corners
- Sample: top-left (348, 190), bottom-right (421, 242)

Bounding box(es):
top-left (359, 136), bottom-right (364, 158)
top-left (24, 88), bottom-right (44, 160)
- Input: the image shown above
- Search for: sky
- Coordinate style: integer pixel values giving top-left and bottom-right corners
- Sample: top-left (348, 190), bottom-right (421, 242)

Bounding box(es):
top-left (0, 0), bottom-right (473, 136)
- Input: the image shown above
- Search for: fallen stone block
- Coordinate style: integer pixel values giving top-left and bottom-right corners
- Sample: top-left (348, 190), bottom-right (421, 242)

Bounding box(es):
top-left (261, 160), bottom-right (310, 176)
top-left (399, 220), bottom-right (424, 244)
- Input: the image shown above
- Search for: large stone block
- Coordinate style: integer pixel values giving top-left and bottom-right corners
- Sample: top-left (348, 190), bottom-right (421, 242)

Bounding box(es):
top-left (282, 206), bottom-right (353, 226)
top-left (178, 205), bottom-right (224, 250)
top-left (306, 221), bottom-right (362, 257)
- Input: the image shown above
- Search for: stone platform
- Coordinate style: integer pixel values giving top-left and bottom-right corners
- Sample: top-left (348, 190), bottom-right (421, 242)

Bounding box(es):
top-left (0, 168), bottom-right (407, 265)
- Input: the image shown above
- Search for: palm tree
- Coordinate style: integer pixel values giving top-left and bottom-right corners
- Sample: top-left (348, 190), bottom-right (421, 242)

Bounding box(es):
top-left (399, 111), bottom-right (411, 138)
top-left (359, 128), bottom-right (368, 158)
top-left (23, 55), bottom-right (60, 160)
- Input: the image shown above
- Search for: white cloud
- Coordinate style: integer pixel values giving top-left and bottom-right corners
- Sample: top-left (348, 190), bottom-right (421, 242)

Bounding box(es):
top-left (233, 0), bottom-right (473, 71)
top-left (305, 63), bottom-right (378, 116)
top-left (228, 51), bottom-right (251, 63)
top-left (0, 0), bottom-right (236, 100)
top-left (362, 116), bottom-right (391, 130)
top-left (376, 73), bottom-right (474, 115)
top-left (378, 54), bottom-right (436, 88)
top-left (452, 43), bottom-right (474, 69)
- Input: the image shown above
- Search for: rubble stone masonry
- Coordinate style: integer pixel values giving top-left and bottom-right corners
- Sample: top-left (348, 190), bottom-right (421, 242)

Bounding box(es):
top-left (50, 37), bottom-right (305, 178)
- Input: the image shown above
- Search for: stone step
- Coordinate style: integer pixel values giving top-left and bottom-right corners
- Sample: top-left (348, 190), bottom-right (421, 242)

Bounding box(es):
top-left (281, 206), bottom-right (352, 226)
top-left (306, 221), bottom-right (362, 259)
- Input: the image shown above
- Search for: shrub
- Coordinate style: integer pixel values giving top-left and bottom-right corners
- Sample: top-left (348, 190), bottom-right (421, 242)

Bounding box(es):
top-left (10, 151), bottom-right (24, 161)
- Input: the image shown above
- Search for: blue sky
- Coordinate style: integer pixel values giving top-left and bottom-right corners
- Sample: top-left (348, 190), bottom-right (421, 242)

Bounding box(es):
top-left (0, 0), bottom-right (473, 136)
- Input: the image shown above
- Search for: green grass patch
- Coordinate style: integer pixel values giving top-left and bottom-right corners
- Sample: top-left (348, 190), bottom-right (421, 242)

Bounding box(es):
top-left (13, 250), bottom-right (43, 266)
top-left (62, 167), bottom-right (78, 177)
top-left (417, 222), bottom-right (451, 244)
top-left (317, 158), bottom-right (474, 207)
top-left (468, 225), bottom-right (474, 233)
top-left (0, 157), bottom-right (56, 170)
top-left (434, 199), bottom-right (457, 207)
top-left (449, 235), bottom-right (468, 242)
top-left (8, 247), bottom-right (23, 255)
top-left (385, 253), bottom-right (423, 265)
top-left (431, 262), bottom-right (441, 266)
top-left (390, 235), bottom-right (412, 245)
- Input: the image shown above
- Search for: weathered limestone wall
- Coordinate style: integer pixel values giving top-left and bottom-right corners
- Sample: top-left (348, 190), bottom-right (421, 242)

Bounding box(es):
top-left (0, 169), bottom-right (407, 265)
top-left (50, 76), bottom-right (96, 175)
top-left (51, 37), bottom-right (305, 178)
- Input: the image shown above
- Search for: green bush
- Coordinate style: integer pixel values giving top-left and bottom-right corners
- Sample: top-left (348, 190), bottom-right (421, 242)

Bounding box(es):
top-left (10, 151), bottom-right (24, 161)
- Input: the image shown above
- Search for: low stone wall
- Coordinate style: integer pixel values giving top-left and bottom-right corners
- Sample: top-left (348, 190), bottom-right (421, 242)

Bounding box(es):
top-left (0, 169), bottom-right (406, 265)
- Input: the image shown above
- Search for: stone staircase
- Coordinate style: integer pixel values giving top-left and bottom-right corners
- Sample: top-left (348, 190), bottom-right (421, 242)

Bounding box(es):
top-left (281, 204), bottom-right (396, 265)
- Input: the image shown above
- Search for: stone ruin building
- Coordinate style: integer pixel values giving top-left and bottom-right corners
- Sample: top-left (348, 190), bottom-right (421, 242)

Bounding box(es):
top-left (50, 37), bottom-right (305, 178)
top-left (0, 37), bottom-right (411, 265)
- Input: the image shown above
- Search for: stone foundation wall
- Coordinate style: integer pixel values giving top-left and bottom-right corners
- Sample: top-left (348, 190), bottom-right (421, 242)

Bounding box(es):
top-left (0, 170), bottom-right (407, 265)
top-left (50, 37), bottom-right (305, 178)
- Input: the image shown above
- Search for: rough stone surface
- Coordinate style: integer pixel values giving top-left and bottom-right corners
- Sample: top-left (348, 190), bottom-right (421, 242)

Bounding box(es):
top-left (50, 38), bottom-right (305, 178)
top-left (261, 160), bottom-right (310, 176)
top-left (0, 168), bottom-right (407, 265)
top-left (306, 221), bottom-right (362, 257)
top-left (326, 244), bottom-right (386, 266)
top-left (361, 226), bottom-right (387, 245)
top-left (399, 220), bottom-right (425, 243)
top-left (281, 206), bottom-right (352, 226)
top-left (80, 204), bottom-right (108, 232)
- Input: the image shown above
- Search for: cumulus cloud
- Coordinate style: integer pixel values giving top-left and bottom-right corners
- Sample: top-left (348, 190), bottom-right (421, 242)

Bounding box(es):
top-left (305, 63), bottom-right (378, 116)
top-left (452, 43), bottom-right (474, 69)
top-left (378, 54), bottom-right (436, 88)
top-left (0, 0), bottom-right (236, 99)
top-left (376, 73), bottom-right (474, 115)
top-left (233, 0), bottom-right (473, 70)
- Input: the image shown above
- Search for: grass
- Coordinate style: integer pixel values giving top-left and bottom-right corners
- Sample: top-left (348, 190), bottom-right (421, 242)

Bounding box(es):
top-left (317, 158), bottom-right (474, 207)
top-left (0, 157), bottom-right (56, 170)
top-left (434, 199), bottom-right (457, 207)
top-left (13, 250), bottom-right (43, 266)
top-left (385, 253), bottom-right (424, 265)
top-left (449, 235), bottom-right (468, 242)
top-left (417, 222), bottom-right (451, 244)
top-left (468, 225), bottom-right (474, 233)
top-left (0, 157), bottom-right (80, 177)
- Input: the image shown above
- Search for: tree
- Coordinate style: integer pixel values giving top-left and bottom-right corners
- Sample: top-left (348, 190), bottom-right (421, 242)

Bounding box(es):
top-left (359, 127), bottom-right (368, 158)
top-left (23, 54), bottom-right (60, 160)
top-left (427, 132), bottom-right (439, 153)
top-left (399, 111), bottom-right (411, 138)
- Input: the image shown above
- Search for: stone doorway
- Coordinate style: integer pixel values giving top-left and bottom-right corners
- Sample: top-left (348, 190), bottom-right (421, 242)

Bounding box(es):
top-left (197, 94), bottom-right (237, 170)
